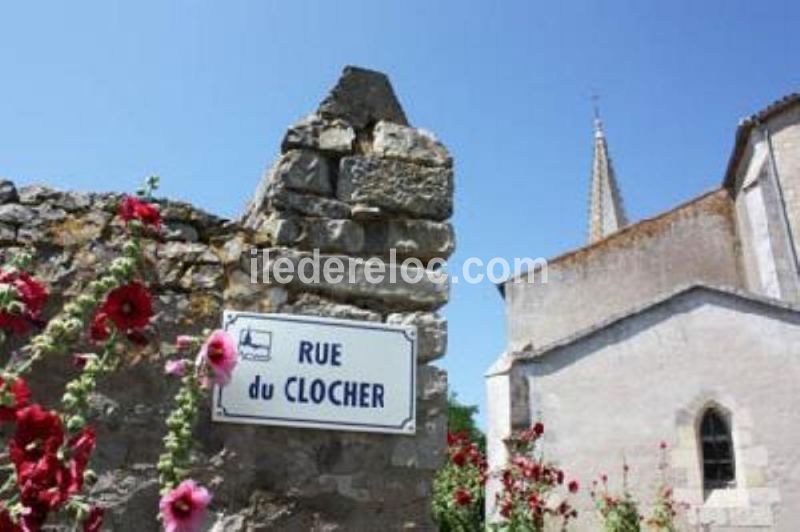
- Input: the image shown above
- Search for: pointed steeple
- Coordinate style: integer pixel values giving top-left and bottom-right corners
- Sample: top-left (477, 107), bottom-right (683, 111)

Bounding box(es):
top-left (588, 102), bottom-right (627, 243)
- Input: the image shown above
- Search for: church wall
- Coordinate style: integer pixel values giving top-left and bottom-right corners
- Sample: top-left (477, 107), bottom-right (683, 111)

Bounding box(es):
top-left (510, 290), bottom-right (800, 530)
top-left (505, 189), bottom-right (742, 352)
top-left (504, 290), bottom-right (800, 530)
top-left (765, 104), bottom-right (800, 272)
top-left (732, 103), bottom-right (800, 304)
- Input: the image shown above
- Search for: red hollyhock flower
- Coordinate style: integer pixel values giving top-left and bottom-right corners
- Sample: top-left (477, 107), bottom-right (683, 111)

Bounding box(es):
top-left (83, 506), bottom-right (104, 532)
top-left (89, 312), bottom-right (111, 343)
top-left (99, 283), bottom-right (153, 332)
top-left (119, 195), bottom-right (161, 228)
top-left (0, 376), bottom-right (30, 423)
top-left (66, 426), bottom-right (97, 494)
top-left (10, 405), bottom-right (64, 471)
top-left (451, 450), bottom-right (467, 467)
top-left (568, 480), bottom-right (579, 493)
top-left (453, 488), bottom-right (472, 507)
top-left (0, 270), bottom-right (48, 335)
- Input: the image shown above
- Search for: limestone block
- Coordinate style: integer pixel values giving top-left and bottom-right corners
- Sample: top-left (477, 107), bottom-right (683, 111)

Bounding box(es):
top-left (373, 121), bottom-right (452, 167)
top-left (0, 180), bottom-right (18, 204)
top-left (0, 204), bottom-right (35, 224)
top-left (281, 113), bottom-right (355, 154)
top-left (317, 66), bottom-right (408, 130)
top-left (304, 218), bottom-right (364, 255)
top-left (386, 312), bottom-right (447, 362)
top-left (255, 248), bottom-right (449, 311)
top-left (282, 293), bottom-right (381, 322)
top-left (273, 150), bottom-right (333, 196)
top-left (269, 186), bottom-right (351, 219)
top-left (0, 223), bottom-right (15, 242)
top-left (366, 218), bottom-right (455, 260)
top-left (338, 156), bottom-right (453, 221)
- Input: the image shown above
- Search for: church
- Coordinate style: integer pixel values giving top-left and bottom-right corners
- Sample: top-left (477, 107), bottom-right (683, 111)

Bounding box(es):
top-left (486, 92), bottom-right (800, 529)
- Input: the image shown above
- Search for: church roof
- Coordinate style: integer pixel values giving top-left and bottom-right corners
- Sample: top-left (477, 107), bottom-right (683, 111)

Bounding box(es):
top-left (723, 92), bottom-right (800, 189)
top-left (507, 283), bottom-right (800, 367)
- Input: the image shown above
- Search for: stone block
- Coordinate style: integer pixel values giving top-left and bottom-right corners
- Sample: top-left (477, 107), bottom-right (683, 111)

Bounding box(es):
top-left (317, 66), bottom-right (408, 130)
top-left (338, 156), bottom-right (453, 221)
top-left (273, 150), bottom-right (333, 196)
top-left (304, 218), bottom-right (364, 255)
top-left (386, 312), bottom-right (447, 362)
top-left (269, 186), bottom-right (352, 219)
top-left (282, 113), bottom-right (355, 154)
top-left (373, 121), bottom-right (452, 167)
top-left (254, 248), bottom-right (449, 311)
top-left (0, 180), bottom-right (18, 204)
top-left (0, 204), bottom-right (35, 224)
top-left (365, 218), bottom-right (455, 260)
top-left (283, 293), bottom-right (381, 322)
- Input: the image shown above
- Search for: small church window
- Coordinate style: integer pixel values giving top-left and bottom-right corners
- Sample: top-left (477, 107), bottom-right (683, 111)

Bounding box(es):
top-left (700, 408), bottom-right (735, 489)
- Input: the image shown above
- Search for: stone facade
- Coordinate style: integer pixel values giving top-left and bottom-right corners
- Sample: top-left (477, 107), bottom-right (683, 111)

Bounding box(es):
top-left (488, 94), bottom-right (800, 530)
top-left (1, 66), bottom-right (453, 530)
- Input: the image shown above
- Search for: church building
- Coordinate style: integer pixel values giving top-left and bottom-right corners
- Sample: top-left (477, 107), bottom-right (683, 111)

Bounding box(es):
top-left (486, 92), bottom-right (800, 529)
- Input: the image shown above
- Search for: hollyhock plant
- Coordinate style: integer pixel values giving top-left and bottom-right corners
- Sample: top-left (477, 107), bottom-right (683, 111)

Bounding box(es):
top-left (0, 176), bottom-right (166, 530)
top-left (646, 443), bottom-right (686, 531)
top-left (492, 422), bottom-right (578, 531)
top-left (432, 431), bottom-right (487, 531)
top-left (0, 375), bottom-right (30, 422)
top-left (198, 330), bottom-right (237, 386)
top-left (591, 463), bottom-right (643, 531)
top-left (159, 479), bottom-right (212, 532)
top-left (0, 267), bottom-right (48, 336)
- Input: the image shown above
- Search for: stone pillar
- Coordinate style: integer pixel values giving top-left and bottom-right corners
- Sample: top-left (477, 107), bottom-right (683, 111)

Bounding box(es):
top-left (217, 66), bottom-right (455, 529)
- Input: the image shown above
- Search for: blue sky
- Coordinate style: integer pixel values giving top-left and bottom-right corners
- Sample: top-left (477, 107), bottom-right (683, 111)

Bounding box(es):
top-left (1, 1), bottom-right (799, 427)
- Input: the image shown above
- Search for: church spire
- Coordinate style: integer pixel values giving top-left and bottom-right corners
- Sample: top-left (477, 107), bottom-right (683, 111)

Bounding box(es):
top-left (588, 99), bottom-right (627, 243)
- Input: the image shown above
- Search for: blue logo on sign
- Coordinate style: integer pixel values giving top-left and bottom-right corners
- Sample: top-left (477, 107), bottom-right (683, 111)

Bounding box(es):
top-left (238, 327), bottom-right (272, 362)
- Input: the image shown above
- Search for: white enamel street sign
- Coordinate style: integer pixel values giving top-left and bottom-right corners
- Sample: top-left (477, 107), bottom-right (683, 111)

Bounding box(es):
top-left (212, 310), bottom-right (417, 435)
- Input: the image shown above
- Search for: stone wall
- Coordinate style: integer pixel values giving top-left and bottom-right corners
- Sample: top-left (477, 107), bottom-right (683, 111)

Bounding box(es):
top-left (0, 66), bottom-right (453, 531)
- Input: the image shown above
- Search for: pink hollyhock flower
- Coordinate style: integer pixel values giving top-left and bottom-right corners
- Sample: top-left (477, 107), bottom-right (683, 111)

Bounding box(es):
top-left (199, 330), bottom-right (237, 386)
top-left (165, 359), bottom-right (189, 377)
top-left (159, 480), bottom-right (211, 532)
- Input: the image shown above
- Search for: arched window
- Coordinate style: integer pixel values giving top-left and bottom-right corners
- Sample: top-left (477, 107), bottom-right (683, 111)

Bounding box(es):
top-left (700, 408), bottom-right (735, 489)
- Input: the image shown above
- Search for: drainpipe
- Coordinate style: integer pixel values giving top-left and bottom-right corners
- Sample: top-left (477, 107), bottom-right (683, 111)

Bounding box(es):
top-left (758, 122), bottom-right (800, 297)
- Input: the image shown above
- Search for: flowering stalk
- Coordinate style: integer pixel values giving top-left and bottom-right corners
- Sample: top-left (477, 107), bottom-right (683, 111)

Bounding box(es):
top-left (158, 365), bottom-right (203, 493)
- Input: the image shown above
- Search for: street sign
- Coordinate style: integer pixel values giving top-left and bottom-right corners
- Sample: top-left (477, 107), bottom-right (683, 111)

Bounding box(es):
top-left (212, 310), bottom-right (417, 435)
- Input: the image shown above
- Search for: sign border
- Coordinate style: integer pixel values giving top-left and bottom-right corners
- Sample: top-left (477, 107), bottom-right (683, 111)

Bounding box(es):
top-left (213, 311), bottom-right (417, 435)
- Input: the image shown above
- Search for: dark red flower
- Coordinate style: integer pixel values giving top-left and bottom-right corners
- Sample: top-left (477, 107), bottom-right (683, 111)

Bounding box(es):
top-left (568, 480), bottom-right (579, 494)
top-left (118, 196), bottom-right (161, 228)
top-left (66, 426), bottom-right (97, 494)
top-left (10, 404), bottom-right (65, 472)
top-left (0, 376), bottom-right (30, 423)
top-left (83, 506), bottom-right (104, 532)
top-left (89, 312), bottom-right (111, 343)
top-left (99, 283), bottom-right (153, 332)
top-left (532, 422), bottom-right (544, 436)
top-left (0, 270), bottom-right (48, 335)
top-left (451, 450), bottom-right (467, 467)
top-left (453, 488), bottom-right (472, 507)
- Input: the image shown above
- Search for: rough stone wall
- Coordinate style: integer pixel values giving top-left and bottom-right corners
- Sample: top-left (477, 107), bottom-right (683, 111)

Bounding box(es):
top-left (0, 66), bottom-right (452, 531)
top-left (509, 288), bottom-right (798, 530)
top-left (505, 189), bottom-right (743, 352)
